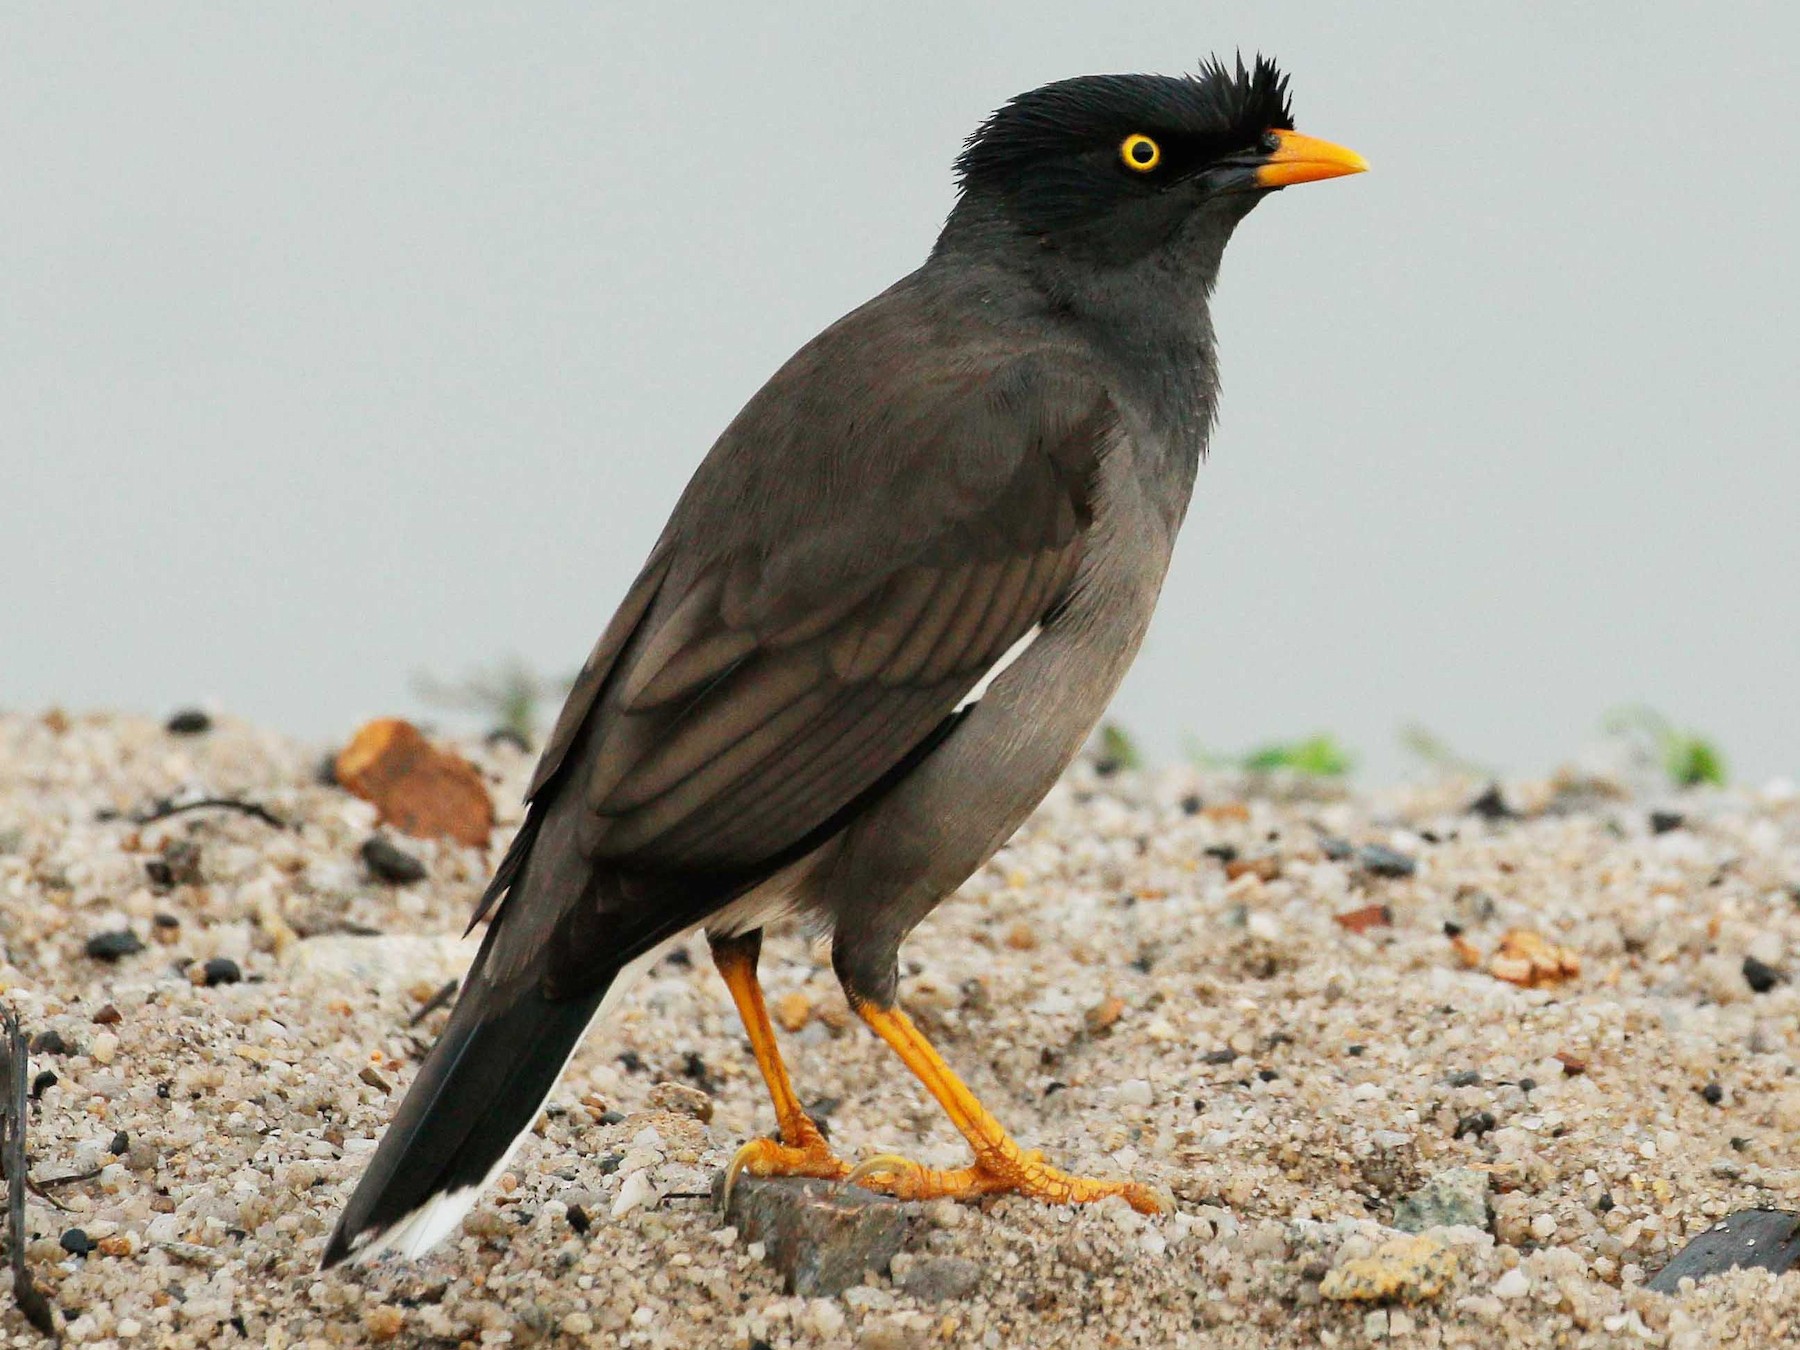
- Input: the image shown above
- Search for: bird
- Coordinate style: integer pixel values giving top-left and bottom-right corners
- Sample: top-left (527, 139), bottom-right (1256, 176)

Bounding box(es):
top-left (322, 54), bottom-right (1364, 1268)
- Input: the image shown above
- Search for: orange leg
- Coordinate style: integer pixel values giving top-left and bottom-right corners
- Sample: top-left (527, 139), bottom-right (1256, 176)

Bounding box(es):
top-left (710, 932), bottom-right (848, 1202)
top-left (844, 1002), bottom-right (1167, 1215)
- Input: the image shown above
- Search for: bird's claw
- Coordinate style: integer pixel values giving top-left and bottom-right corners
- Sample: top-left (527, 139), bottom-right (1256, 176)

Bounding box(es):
top-left (842, 1153), bottom-right (929, 1192)
top-left (721, 1134), bottom-right (850, 1211)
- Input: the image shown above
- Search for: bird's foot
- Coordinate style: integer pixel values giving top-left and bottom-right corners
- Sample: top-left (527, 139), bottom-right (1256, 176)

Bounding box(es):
top-left (722, 1127), bottom-right (850, 1209)
top-left (843, 1147), bottom-right (1168, 1215)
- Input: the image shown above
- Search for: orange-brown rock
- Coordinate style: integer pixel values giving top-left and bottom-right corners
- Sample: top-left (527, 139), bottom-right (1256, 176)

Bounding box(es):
top-left (1334, 903), bottom-right (1392, 935)
top-left (334, 718), bottom-right (494, 848)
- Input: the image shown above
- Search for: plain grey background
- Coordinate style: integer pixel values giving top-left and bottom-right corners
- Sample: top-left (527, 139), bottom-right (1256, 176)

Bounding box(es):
top-left (4, 5), bottom-right (1795, 782)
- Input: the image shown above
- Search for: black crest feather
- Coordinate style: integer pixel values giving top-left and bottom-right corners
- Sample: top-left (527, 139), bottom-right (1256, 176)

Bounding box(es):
top-left (956, 55), bottom-right (1293, 192)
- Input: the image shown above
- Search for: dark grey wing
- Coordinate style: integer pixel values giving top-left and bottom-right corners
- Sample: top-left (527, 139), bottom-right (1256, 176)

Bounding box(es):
top-left (484, 291), bottom-right (1117, 967)
top-left (569, 348), bottom-right (1114, 875)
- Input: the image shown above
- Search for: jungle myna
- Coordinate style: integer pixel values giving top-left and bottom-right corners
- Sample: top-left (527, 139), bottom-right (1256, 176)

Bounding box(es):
top-left (324, 55), bottom-right (1364, 1266)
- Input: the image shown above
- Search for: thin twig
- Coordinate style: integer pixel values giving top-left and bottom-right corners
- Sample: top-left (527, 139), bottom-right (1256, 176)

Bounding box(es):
top-left (0, 1010), bottom-right (57, 1339)
top-left (26, 1166), bottom-right (104, 1210)
top-left (407, 979), bottom-right (460, 1028)
top-left (132, 797), bottom-right (286, 829)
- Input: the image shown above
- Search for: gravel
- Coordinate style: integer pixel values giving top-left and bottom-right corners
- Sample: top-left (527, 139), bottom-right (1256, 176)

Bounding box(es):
top-left (0, 710), bottom-right (1797, 1346)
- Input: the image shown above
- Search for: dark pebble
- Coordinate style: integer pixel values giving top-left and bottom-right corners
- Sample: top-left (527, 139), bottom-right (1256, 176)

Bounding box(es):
top-left (108, 1130), bottom-right (129, 1155)
top-left (617, 1050), bottom-right (645, 1073)
top-left (360, 836), bottom-right (426, 884)
top-left (1743, 956), bottom-right (1783, 994)
top-left (164, 709), bottom-right (212, 735)
top-left (1257, 1068), bottom-right (1279, 1082)
top-left (85, 930), bottom-right (144, 961)
top-left (1597, 1192), bottom-right (1615, 1213)
top-left (1453, 1110), bottom-right (1497, 1140)
top-left (1701, 1082), bottom-right (1724, 1105)
top-left (30, 1030), bottom-right (72, 1056)
top-left (1443, 921), bottom-right (1464, 938)
top-left (1346, 1044), bottom-right (1366, 1057)
top-left (201, 957), bottom-right (242, 987)
top-left (1203, 1048), bottom-right (1236, 1065)
top-left (597, 1152), bottom-right (624, 1175)
top-left (660, 947), bottom-right (693, 969)
top-left (566, 1203), bottom-right (591, 1234)
top-left (1180, 793), bottom-right (1203, 816)
top-left (1359, 844), bottom-right (1417, 878)
top-left (1446, 1070), bottom-right (1481, 1088)
top-left (598, 1110), bottom-right (625, 1126)
top-left (1466, 783), bottom-right (1518, 820)
top-left (1319, 836), bottom-right (1355, 861)
top-left (93, 1004), bottom-right (122, 1025)
top-left (30, 1071), bottom-right (57, 1100)
top-left (1648, 1208), bottom-right (1800, 1292)
top-left (59, 1229), bottom-right (92, 1257)
top-left (1203, 844), bottom-right (1238, 864)
top-left (144, 859), bottom-right (174, 888)
top-left (1649, 810), bottom-right (1686, 835)
top-left (1518, 1077), bottom-right (1537, 1094)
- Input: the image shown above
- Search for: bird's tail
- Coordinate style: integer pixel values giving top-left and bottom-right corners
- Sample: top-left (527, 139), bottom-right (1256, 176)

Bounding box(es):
top-left (319, 921), bottom-right (659, 1268)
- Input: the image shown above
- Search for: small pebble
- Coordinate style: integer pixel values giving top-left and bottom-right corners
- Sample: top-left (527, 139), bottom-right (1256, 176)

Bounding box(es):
top-left (1743, 956), bottom-right (1782, 994)
top-left (1116, 1078), bottom-right (1153, 1107)
top-left (164, 708), bottom-right (212, 735)
top-left (204, 956), bottom-right (243, 986)
top-left (59, 1228), bottom-right (91, 1257)
top-left (1359, 844), bottom-right (1417, 878)
top-left (1493, 1268), bottom-right (1530, 1299)
top-left (85, 930), bottom-right (144, 961)
top-left (30, 1030), bottom-right (73, 1056)
top-left (361, 836), bottom-right (427, 884)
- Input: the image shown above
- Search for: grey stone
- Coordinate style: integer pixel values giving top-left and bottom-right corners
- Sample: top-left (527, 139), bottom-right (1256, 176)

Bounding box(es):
top-left (1392, 1166), bottom-right (1491, 1233)
top-left (1358, 844), bottom-right (1417, 878)
top-left (715, 1173), bottom-right (911, 1297)
top-left (901, 1254), bottom-right (982, 1303)
top-left (1647, 1209), bottom-right (1800, 1292)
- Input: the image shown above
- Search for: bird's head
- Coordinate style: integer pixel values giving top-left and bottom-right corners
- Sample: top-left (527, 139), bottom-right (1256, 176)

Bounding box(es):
top-left (940, 57), bottom-right (1364, 275)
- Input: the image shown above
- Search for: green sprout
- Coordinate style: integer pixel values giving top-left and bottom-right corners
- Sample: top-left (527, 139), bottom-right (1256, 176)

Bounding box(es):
top-left (1189, 732), bottom-right (1355, 778)
top-left (1398, 722), bottom-right (1491, 778)
top-left (1603, 706), bottom-right (1727, 788)
top-left (1240, 733), bottom-right (1355, 778)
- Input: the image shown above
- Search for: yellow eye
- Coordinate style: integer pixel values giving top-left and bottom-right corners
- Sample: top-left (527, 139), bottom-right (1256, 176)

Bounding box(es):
top-left (1120, 133), bottom-right (1161, 172)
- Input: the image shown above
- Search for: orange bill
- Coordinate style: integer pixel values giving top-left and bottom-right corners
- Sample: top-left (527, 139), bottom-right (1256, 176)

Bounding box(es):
top-left (1256, 129), bottom-right (1369, 188)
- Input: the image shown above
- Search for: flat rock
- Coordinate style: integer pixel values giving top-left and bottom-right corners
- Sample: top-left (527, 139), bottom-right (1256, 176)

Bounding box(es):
top-left (1393, 1167), bottom-right (1491, 1234)
top-left (334, 718), bottom-right (494, 847)
top-left (901, 1254), bottom-right (982, 1303)
top-left (1320, 1235), bottom-right (1458, 1303)
top-left (714, 1173), bottom-right (911, 1297)
top-left (1647, 1210), bottom-right (1800, 1292)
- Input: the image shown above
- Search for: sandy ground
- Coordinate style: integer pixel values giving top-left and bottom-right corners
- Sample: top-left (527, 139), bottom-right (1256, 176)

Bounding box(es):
top-left (1, 710), bottom-right (1798, 1348)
